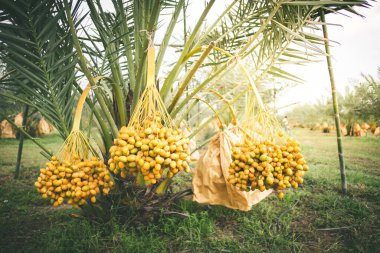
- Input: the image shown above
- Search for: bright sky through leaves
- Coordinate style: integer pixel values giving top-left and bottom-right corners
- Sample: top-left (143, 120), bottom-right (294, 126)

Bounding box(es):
top-left (278, 1), bottom-right (380, 111)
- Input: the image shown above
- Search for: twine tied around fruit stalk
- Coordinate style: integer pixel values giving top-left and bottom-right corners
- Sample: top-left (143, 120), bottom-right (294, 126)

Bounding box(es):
top-left (140, 30), bottom-right (154, 50)
top-left (146, 30), bottom-right (154, 48)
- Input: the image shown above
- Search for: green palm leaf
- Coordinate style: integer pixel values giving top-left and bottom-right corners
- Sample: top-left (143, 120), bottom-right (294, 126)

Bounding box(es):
top-left (0, 0), bottom-right (80, 138)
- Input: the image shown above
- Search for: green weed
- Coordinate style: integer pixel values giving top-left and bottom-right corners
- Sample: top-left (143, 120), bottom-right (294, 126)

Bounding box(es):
top-left (0, 129), bottom-right (379, 252)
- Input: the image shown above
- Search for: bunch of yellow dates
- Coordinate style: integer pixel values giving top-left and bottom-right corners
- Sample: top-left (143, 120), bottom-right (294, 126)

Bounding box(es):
top-left (108, 115), bottom-right (190, 185)
top-left (35, 155), bottom-right (113, 207)
top-left (228, 134), bottom-right (308, 199)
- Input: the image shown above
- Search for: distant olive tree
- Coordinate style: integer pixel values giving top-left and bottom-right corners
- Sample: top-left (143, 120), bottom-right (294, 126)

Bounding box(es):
top-left (288, 69), bottom-right (380, 126)
top-left (341, 71), bottom-right (380, 124)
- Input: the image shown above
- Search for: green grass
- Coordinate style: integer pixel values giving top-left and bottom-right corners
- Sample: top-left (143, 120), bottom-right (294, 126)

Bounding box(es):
top-left (0, 129), bottom-right (379, 252)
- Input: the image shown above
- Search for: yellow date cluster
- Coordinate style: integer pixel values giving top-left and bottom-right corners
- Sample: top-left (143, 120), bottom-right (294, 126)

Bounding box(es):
top-left (228, 135), bottom-right (308, 198)
top-left (35, 156), bottom-right (113, 207)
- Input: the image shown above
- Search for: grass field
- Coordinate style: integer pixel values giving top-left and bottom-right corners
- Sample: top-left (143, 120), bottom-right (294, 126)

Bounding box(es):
top-left (0, 129), bottom-right (379, 253)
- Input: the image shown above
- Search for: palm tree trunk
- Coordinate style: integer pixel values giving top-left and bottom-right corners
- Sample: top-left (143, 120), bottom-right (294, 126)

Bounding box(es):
top-left (321, 11), bottom-right (347, 194)
top-left (15, 105), bottom-right (29, 179)
top-left (183, 1), bottom-right (189, 122)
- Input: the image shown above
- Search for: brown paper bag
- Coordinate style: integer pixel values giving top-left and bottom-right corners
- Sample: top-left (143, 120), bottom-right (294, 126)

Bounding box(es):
top-left (192, 130), bottom-right (272, 211)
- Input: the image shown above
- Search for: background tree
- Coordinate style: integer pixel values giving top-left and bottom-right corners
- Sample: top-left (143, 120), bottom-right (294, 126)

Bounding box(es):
top-left (288, 69), bottom-right (380, 127)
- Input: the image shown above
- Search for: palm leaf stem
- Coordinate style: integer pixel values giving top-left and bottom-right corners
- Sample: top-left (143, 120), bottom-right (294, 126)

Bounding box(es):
top-left (86, 1), bottom-right (127, 126)
top-left (63, 0), bottom-right (118, 137)
top-left (168, 41), bottom-right (215, 113)
top-left (156, 0), bottom-right (185, 75)
top-left (160, 0), bottom-right (216, 99)
top-left (194, 0), bottom-right (239, 48)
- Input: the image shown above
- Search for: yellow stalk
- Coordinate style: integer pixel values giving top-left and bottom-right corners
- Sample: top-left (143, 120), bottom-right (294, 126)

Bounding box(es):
top-left (213, 46), bottom-right (233, 57)
top-left (72, 76), bottom-right (103, 132)
top-left (147, 47), bottom-right (155, 88)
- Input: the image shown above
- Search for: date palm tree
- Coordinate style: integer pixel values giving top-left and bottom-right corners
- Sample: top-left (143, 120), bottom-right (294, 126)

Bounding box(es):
top-left (0, 0), bottom-right (370, 208)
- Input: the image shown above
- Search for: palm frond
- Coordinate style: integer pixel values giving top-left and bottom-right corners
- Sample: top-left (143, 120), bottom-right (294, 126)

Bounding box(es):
top-left (0, 0), bottom-right (79, 138)
top-left (167, 0), bottom-right (370, 121)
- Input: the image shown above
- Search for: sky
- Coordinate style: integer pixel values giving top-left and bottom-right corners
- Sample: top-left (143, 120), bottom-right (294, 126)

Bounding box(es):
top-left (277, 1), bottom-right (380, 111)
